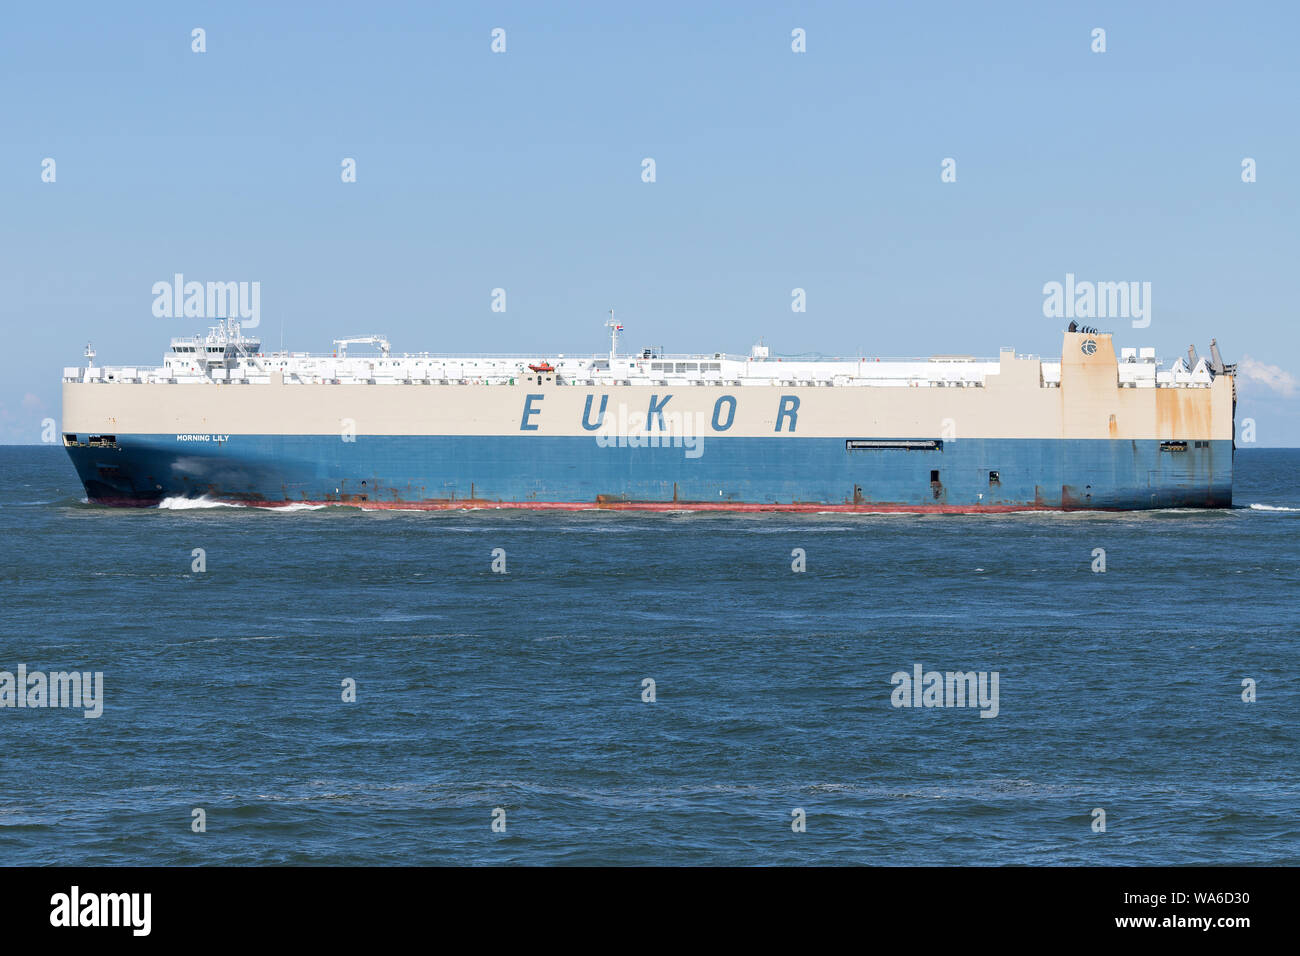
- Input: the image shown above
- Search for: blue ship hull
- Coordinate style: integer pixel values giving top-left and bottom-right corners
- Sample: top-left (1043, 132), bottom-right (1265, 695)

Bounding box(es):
top-left (64, 434), bottom-right (1234, 511)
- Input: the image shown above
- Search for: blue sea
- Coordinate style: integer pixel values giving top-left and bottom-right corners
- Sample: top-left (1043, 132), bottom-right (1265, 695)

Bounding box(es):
top-left (1, 445), bottom-right (1296, 865)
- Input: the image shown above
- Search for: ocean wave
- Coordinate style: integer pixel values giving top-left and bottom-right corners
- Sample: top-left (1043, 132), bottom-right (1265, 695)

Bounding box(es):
top-left (1248, 503), bottom-right (1300, 512)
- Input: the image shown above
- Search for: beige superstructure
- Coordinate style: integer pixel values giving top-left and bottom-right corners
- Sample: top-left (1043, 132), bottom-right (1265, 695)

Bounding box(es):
top-left (63, 331), bottom-right (1233, 442)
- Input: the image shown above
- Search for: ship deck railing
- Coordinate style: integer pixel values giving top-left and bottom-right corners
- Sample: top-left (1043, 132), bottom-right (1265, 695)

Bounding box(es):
top-left (172, 350), bottom-right (1016, 364)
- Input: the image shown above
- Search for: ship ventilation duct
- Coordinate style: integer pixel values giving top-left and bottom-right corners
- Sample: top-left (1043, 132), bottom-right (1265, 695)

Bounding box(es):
top-left (1209, 339), bottom-right (1225, 374)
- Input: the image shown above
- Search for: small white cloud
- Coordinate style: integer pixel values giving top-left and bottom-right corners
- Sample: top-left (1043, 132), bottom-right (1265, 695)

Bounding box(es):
top-left (21, 392), bottom-right (43, 410)
top-left (1237, 355), bottom-right (1298, 398)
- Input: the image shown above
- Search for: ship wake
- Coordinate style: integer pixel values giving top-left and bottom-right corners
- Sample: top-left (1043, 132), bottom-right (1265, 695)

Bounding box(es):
top-left (156, 497), bottom-right (327, 512)
top-left (157, 496), bottom-right (245, 510)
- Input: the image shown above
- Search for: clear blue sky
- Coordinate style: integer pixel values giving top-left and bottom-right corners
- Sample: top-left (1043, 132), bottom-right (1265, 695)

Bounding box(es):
top-left (3, 1), bottom-right (1297, 442)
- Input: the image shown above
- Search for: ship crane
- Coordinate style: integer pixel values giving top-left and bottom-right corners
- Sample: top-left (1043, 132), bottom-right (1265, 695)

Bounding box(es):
top-left (333, 336), bottom-right (392, 358)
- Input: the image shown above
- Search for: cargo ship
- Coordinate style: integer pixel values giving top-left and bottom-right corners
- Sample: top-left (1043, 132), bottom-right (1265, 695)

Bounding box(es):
top-left (62, 318), bottom-right (1235, 511)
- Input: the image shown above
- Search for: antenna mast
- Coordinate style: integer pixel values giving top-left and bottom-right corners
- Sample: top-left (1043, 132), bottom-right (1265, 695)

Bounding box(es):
top-left (605, 310), bottom-right (623, 362)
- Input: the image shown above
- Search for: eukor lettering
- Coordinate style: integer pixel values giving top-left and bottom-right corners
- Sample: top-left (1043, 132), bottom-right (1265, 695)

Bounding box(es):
top-left (518, 394), bottom-right (800, 434)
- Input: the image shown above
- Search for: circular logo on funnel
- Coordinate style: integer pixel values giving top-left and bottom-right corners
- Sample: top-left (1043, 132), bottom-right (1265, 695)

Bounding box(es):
top-left (1081, 338), bottom-right (1097, 355)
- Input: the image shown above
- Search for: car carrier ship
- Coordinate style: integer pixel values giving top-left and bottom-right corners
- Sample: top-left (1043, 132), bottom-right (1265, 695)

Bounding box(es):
top-left (61, 318), bottom-right (1235, 511)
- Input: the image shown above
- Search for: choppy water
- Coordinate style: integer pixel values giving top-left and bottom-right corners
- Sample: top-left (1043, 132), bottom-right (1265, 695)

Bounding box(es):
top-left (1, 446), bottom-right (1296, 864)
